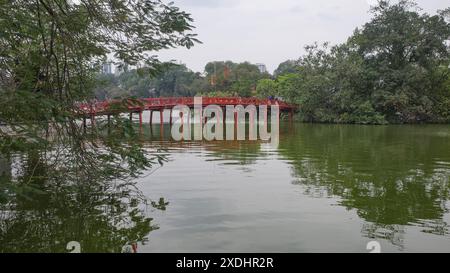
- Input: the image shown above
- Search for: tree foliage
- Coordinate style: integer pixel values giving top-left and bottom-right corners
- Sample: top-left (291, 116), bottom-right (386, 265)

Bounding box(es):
top-left (261, 0), bottom-right (450, 124)
top-left (203, 61), bottom-right (270, 97)
top-left (256, 79), bottom-right (278, 98)
top-left (0, 0), bottom-right (198, 173)
top-left (94, 63), bottom-right (206, 99)
top-left (96, 60), bottom-right (271, 98)
top-left (273, 60), bottom-right (299, 77)
top-left (0, 0), bottom-right (199, 251)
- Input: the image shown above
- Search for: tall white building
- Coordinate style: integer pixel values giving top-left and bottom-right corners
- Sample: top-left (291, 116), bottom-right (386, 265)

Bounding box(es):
top-left (256, 63), bottom-right (267, 74)
top-left (115, 64), bottom-right (129, 76)
top-left (102, 62), bottom-right (112, 74)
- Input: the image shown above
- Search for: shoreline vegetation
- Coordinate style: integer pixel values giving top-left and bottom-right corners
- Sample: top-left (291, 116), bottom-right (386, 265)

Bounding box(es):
top-left (95, 0), bottom-right (450, 125)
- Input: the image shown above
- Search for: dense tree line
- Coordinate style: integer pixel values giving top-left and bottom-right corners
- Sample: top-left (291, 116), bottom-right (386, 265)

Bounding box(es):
top-left (95, 64), bottom-right (206, 99)
top-left (96, 1), bottom-right (449, 124)
top-left (258, 1), bottom-right (450, 124)
top-left (94, 61), bottom-right (271, 99)
top-left (202, 61), bottom-right (271, 97)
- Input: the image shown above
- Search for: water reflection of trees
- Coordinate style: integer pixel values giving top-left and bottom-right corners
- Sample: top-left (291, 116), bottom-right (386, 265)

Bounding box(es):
top-left (278, 124), bottom-right (450, 247)
top-left (140, 124), bottom-right (265, 166)
top-left (202, 141), bottom-right (263, 166)
top-left (109, 122), bottom-right (450, 249)
top-left (0, 148), bottom-right (163, 253)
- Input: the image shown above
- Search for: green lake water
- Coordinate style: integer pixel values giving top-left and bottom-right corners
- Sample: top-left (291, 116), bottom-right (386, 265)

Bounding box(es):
top-left (136, 123), bottom-right (450, 252)
top-left (1, 122), bottom-right (449, 252)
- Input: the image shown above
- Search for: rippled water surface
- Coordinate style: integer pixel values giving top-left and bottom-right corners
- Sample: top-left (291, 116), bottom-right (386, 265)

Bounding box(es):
top-left (135, 123), bottom-right (450, 253)
top-left (1, 122), bottom-right (449, 252)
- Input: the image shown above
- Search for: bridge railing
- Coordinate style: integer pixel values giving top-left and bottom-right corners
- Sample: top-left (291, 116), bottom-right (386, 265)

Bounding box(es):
top-left (77, 97), bottom-right (297, 115)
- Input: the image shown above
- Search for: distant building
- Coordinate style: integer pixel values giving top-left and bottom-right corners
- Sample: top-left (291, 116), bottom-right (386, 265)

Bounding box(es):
top-left (115, 64), bottom-right (129, 76)
top-left (256, 63), bottom-right (267, 74)
top-left (102, 62), bottom-right (112, 74)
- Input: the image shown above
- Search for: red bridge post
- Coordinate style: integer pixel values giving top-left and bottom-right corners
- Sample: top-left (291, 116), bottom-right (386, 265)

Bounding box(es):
top-left (289, 109), bottom-right (294, 123)
top-left (83, 117), bottom-right (87, 131)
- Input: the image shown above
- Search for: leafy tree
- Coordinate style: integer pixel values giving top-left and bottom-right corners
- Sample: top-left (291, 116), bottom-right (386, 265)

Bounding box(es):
top-left (0, 0), bottom-right (199, 156)
top-left (95, 60), bottom-right (275, 99)
top-left (350, 0), bottom-right (450, 123)
top-left (232, 62), bottom-right (267, 96)
top-left (274, 60), bottom-right (299, 77)
top-left (269, 0), bottom-right (450, 124)
top-left (204, 61), bottom-right (236, 91)
top-left (256, 79), bottom-right (278, 98)
top-left (93, 63), bottom-right (208, 98)
top-left (0, 0), bottom-right (199, 247)
top-left (203, 61), bottom-right (270, 97)
top-left (151, 64), bottom-right (204, 97)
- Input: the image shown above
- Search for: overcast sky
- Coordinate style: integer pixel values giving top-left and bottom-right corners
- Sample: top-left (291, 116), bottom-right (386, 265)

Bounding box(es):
top-left (156, 0), bottom-right (449, 73)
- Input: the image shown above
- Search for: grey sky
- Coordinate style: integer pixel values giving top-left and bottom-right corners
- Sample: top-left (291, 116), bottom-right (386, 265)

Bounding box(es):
top-left (156, 0), bottom-right (449, 73)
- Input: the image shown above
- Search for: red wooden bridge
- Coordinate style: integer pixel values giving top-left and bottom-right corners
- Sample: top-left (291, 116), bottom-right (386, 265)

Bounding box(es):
top-left (77, 97), bottom-right (298, 126)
